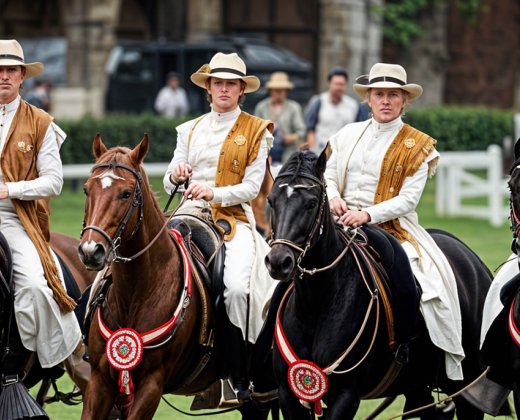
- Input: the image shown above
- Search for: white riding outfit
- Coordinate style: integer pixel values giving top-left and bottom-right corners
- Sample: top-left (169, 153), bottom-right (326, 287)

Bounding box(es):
top-left (0, 96), bottom-right (81, 368)
top-left (164, 106), bottom-right (274, 343)
top-left (326, 117), bottom-right (464, 380)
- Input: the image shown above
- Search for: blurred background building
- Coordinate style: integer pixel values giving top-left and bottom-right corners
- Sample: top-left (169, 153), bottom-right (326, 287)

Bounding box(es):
top-left (0, 0), bottom-right (518, 118)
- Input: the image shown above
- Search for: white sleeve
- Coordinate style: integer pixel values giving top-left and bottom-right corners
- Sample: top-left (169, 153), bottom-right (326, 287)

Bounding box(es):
top-left (7, 124), bottom-right (63, 200)
top-left (163, 126), bottom-right (188, 194)
top-left (324, 150), bottom-right (341, 200)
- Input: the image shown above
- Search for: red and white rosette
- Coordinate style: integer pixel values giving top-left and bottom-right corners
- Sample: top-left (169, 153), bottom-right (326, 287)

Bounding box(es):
top-left (288, 360), bottom-right (328, 403)
top-left (106, 328), bottom-right (144, 394)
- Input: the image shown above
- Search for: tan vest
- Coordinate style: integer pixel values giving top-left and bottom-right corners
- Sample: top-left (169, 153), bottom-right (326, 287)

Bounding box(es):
top-left (374, 124), bottom-right (438, 251)
top-left (210, 111), bottom-right (273, 240)
top-left (0, 100), bottom-right (75, 313)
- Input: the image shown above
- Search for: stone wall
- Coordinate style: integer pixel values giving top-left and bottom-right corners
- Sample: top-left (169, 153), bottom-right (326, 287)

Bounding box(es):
top-left (445, 0), bottom-right (520, 108)
top-left (318, 0), bottom-right (382, 94)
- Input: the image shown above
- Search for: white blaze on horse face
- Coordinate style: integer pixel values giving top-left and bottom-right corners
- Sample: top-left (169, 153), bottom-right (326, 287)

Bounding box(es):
top-left (278, 182), bottom-right (317, 198)
top-left (94, 170), bottom-right (125, 189)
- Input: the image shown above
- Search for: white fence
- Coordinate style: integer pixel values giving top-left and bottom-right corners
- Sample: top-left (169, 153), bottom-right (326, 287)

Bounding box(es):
top-left (435, 144), bottom-right (509, 227)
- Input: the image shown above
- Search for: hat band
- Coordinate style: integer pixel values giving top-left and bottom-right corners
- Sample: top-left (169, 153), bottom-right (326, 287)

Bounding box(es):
top-left (0, 54), bottom-right (24, 63)
top-left (369, 76), bottom-right (405, 86)
top-left (210, 67), bottom-right (245, 77)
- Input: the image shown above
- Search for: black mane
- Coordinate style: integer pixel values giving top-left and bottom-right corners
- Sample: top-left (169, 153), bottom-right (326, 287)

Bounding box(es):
top-left (277, 150), bottom-right (322, 183)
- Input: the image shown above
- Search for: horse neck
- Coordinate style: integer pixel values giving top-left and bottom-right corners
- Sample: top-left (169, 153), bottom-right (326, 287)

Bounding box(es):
top-left (293, 214), bottom-right (348, 320)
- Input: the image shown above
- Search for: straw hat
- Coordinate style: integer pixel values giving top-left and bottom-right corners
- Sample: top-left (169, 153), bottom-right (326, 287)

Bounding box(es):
top-left (190, 52), bottom-right (260, 93)
top-left (0, 40), bottom-right (43, 79)
top-left (265, 72), bottom-right (294, 90)
top-left (353, 63), bottom-right (422, 101)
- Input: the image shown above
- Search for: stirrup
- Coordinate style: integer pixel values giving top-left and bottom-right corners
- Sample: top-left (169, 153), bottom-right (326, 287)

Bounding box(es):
top-left (393, 343), bottom-right (410, 365)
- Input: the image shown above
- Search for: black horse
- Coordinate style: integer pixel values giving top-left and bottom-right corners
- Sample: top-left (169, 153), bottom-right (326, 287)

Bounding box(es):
top-left (265, 150), bottom-right (493, 419)
top-left (0, 231), bottom-right (94, 419)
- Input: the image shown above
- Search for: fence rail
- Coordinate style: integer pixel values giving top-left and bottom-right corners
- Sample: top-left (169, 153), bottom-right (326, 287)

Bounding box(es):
top-left (435, 145), bottom-right (509, 227)
top-left (62, 162), bottom-right (170, 179)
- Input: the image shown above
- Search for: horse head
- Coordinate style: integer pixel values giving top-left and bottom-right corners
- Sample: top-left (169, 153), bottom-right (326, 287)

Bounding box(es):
top-left (509, 152), bottom-right (520, 255)
top-left (265, 149), bottom-right (329, 281)
top-left (78, 133), bottom-right (150, 270)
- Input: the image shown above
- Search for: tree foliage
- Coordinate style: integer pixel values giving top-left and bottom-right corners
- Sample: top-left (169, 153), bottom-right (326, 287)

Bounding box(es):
top-left (374, 0), bottom-right (483, 47)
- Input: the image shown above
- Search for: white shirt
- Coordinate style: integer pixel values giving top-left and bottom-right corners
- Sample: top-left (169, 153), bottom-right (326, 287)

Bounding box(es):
top-left (0, 96), bottom-right (63, 200)
top-left (314, 92), bottom-right (359, 154)
top-left (163, 106), bottom-right (272, 206)
top-left (154, 86), bottom-right (190, 118)
top-left (325, 117), bottom-right (435, 224)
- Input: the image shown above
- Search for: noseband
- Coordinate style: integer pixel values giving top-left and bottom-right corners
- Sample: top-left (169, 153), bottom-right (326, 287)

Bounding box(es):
top-left (81, 162), bottom-right (144, 263)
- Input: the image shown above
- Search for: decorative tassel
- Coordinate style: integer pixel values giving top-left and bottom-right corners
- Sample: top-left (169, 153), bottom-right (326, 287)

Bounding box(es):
top-left (119, 370), bottom-right (134, 395)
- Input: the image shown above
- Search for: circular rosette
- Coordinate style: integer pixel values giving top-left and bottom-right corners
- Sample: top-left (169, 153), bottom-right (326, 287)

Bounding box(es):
top-left (105, 328), bottom-right (144, 371)
top-left (287, 360), bottom-right (328, 402)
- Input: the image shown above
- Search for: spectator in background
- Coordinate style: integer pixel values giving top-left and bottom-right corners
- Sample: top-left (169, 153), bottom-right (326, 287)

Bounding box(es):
top-left (304, 66), bottom-right (368, 154)
top-left (254, 71), bottom-right (305, 165)
top-left (25, 78), bottom-right (52, 112)
top-left (154, 71), bottom-right (190, 118)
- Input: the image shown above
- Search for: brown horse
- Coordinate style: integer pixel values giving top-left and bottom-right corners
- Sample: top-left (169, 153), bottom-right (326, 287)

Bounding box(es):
top-left (78, 134), bottom-right (274, 419)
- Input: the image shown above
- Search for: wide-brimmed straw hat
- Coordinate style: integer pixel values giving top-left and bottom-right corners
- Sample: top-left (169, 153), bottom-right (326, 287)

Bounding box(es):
top-left (353, 63), bottom-right (422, 101)
top-left (0, 40), bottom-right (43, 79)
top-left (190, 52), bottom-right (260, 93)
top-left (265, 71), bottom-right (294, 90)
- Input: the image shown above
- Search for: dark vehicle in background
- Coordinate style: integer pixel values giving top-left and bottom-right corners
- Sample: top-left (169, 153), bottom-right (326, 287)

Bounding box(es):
top-left (105, 36), bottom-right (313, 115)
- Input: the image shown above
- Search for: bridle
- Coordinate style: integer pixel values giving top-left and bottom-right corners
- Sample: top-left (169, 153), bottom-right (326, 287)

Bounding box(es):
top-left (509, 165), bottom-right (520, 241)
top-left (81, 162), bottom-right (144, 263)
top-left (269, 171), bottom-right (354, 276)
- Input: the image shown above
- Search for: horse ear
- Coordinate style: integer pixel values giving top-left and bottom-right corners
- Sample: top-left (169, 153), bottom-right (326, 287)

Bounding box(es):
top-left (316, 144), bottom-right (329, 175)
top-left (515, 137), bottom-right (520, 161)
top-left (130, 133), bottom-right (149, 165)
top-left (93, 133), bottom-right (107, 159)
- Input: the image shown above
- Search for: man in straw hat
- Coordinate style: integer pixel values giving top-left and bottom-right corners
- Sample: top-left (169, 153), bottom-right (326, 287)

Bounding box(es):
top-left (325, 63), bottom-right (465, 380)
top-left (0, 40), bottom-right (82, 371)
top-left (163, 52), bottom-right (275, 402)
top-left (254, 71), bottom-right (305, 165)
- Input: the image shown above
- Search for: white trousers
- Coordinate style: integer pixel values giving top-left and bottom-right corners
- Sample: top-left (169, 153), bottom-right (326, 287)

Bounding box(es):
top-left (0, 200), bottom-right (81, 368)
top-left (223, 221), bottom-right (255, 340)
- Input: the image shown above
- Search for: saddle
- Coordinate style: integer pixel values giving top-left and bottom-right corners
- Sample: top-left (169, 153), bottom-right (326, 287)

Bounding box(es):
top-left (500, 271), bottom-right (520, 305)
top-left (167, 206), bottom-right (226, 309)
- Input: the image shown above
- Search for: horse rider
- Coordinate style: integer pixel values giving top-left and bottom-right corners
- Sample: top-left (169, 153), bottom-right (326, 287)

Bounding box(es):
top-left (0, 40), bottom-right (83, 371)
top-left (325, 63), bottom-right (465, 380)
top-left (163, 52), bottom-right (275, 401)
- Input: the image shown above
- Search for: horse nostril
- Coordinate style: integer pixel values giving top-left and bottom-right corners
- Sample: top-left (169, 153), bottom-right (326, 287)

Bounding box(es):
top-left (281, 254), bottom-right (295, 274)
top-left (93, 243), bottom-right (106, 261)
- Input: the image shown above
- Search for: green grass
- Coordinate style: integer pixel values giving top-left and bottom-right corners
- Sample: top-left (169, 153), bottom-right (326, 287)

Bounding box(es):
top-left (41, 177), bottom-right (513, 419)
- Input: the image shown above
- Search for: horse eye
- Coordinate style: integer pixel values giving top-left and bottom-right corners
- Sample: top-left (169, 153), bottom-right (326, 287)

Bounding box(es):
top-left (121, 190), bottom-right (132, 199)
top-left (83, 187), bottom-right (88, 196)
top-left (307, 199), bottom-right (318, 210)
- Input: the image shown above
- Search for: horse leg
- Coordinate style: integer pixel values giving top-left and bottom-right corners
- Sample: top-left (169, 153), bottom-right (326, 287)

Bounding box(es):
top-left (278, 385), bottom-right (314, 420)
top-left (452, 395), bottom-right (484, 420)
top-left (237, 400), bottom-right (271, 420)
top-left (126, 376), bottom-right (164, 420)
top-left (81, 371), bottom-right (116, 419)
top-left (324, 389), bottom-right (360, 420)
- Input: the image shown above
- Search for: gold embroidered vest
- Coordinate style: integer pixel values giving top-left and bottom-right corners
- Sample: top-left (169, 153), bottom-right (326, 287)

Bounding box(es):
top-left (0, 100), bottom-right (75, 312)
top-left (210, 111), bottom-right (273, 240)
top-left (374, 124), bottom-right (438, 251)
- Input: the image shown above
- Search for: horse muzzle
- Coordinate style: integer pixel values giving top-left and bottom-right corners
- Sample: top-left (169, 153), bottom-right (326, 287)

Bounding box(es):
top-left (265, 245), bottom-right (297, 281)
top-left (78, 241), bottom-right (111, 271)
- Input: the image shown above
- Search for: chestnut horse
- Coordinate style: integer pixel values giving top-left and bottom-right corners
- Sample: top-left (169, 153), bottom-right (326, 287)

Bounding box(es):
top-left (78, 134), bottom-right (274, 419)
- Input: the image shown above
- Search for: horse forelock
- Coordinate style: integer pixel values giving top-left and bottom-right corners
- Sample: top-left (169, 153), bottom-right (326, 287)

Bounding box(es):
top-left (278, 151), bottom-right (323, 185)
